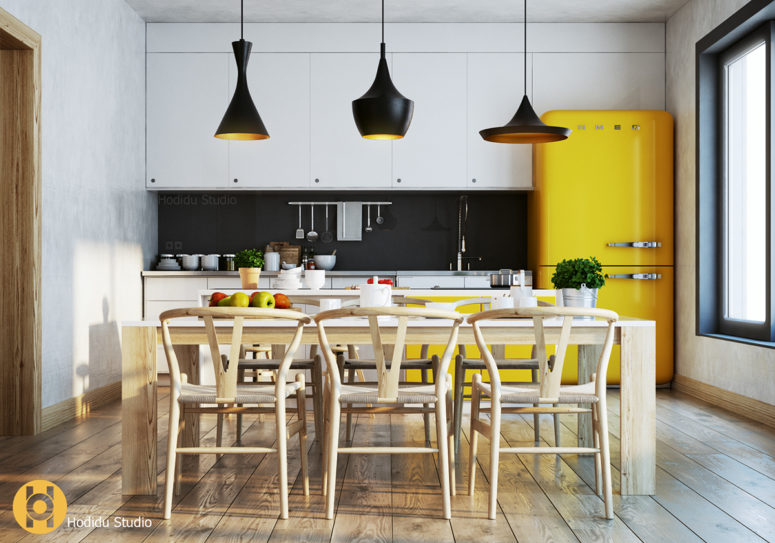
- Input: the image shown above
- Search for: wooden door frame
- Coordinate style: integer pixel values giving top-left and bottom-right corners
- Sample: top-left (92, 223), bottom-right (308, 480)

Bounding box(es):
top-left (0, 7), bottom-right (42, 435)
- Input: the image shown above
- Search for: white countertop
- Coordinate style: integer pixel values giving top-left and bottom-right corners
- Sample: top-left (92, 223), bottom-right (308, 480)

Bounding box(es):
top-left (198, 288), bottom-right (550, 297)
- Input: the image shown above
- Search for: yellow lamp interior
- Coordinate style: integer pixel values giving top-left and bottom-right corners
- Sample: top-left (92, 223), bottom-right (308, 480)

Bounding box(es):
top-left (363, 134), bottom-right (403, 140)
top-left (215, 133), bottom-right (270, 141)
top-left (483, 132), bottom-right (567, 144)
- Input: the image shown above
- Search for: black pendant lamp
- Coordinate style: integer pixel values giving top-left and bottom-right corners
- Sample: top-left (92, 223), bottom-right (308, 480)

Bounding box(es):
top-left (214, 0), bottom-right (269, 140)
top-left (352, 0), bottom-right (414, 140)
top-left (480, 0), bottom-right (570, 144)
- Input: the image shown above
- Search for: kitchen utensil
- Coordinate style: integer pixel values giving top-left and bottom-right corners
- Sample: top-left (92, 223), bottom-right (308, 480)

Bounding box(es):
top-left (489, 269), bottom-right (533, 289)
top-left (221, 254), bottom-right (236, 271)
top-left (336, 202), bottom-right (362, 241)
top-left (304, 269), bottom-right (326, 290)
top-left (365, 204), bottom-right (373, 232)
top-left (321, 204), bottom-right (334, 243)
top-left (201, 254), bottom-right (220, 271)
top-left (307, 206), bottom-right (319, 242)
top-left (264, 251), bottom-right (280, 271)
top-left (314, 255), bottom-right (336, 270)
top-left (375, 204), bottom-right (384, 225)
top-left (295, 206), bottom-right (304, 239)
top-left (360, 278), bottom-right (392, 307)
top-left (181, 254), bottom-right (200, 271)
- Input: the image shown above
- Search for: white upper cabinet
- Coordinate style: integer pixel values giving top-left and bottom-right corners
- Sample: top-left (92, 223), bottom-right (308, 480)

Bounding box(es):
top-left (390, 53), bottom-right (467, 189)
top-left (310, 53), bottom-right (392, 189)
top-left (466, 53), bottom-right (533, 189)
top-left (147, 53), bottom-right (229, 189)
top-left (228, 53), bottom-right (311, 189)
top-left (531, 52), bottom-right (666, 111)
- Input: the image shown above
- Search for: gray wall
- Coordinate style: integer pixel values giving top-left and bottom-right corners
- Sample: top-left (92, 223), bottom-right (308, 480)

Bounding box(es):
top-left (0, 0), bottom-right (156, 408)
top-left (667, 0), bottom-right (775, 404)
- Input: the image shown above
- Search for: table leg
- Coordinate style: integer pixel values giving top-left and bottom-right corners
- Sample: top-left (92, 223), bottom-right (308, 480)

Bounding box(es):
top-left (577, 344), bottom-right (601, 449)
top-left (121, 326), bottom-right (157, 495)
top-left (619, 325), bottom-right (656, 495)
top-left (176, 345), bottom-right (200, 447)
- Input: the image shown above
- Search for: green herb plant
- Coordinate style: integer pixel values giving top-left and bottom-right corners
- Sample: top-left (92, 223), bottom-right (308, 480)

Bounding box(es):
top-left (551, 256), bottom-right (606, 290)
top-left (234, 248), bottom-right (264, 269)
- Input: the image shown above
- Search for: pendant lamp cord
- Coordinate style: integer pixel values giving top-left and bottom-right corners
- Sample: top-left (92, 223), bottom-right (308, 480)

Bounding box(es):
top-left (523, 0), bottom-right (527, 95)
top-left (240, 0), bottom-right (244, 40)
top-left (382, 0), bottom-right (385, 43)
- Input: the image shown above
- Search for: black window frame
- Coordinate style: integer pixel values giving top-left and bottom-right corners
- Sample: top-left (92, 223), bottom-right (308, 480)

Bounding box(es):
top-left (697, 0), bottom-right (775, 346)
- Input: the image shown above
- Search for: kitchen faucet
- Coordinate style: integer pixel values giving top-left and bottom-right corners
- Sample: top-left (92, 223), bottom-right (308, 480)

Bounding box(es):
top-left (456, 195), bottom-right (482, 271)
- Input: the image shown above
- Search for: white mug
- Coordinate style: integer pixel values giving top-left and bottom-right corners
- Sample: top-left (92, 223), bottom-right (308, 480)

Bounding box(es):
top-left (510, 285), bottom-right (533, 300)
top-left (304, 269), bottom-right (326, 290)
top-left (492, 296), bottom-right (514, 309)
top-left (360, 283), bottom-right (392, 307)
top-left (319, 298), bottom-right (342, 311)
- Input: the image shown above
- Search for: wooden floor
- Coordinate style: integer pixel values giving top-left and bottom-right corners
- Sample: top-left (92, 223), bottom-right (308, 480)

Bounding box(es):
top-left (1, 388), bottom-right (774, 542)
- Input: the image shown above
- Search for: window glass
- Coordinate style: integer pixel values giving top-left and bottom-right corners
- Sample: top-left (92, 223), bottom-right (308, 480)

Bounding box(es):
top-left (725, 41), bottom-right (767, 323)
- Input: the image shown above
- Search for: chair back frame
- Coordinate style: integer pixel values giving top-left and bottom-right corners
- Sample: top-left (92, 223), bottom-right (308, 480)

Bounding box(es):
top-left (314, 307), bottom-right (463, 402)
top-left (468, 306), bottom-right (618, 401)
top-left (160, 307), bottom-right (312, 403)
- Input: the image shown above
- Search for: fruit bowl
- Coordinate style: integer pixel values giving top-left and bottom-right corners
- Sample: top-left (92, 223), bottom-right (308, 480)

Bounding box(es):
top-left (314, 255), bottom-right (336, 270)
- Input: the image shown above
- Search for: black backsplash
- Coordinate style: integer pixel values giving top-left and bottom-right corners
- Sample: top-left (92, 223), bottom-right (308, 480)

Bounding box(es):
top-left (157, 191), bottom-right (527, 271)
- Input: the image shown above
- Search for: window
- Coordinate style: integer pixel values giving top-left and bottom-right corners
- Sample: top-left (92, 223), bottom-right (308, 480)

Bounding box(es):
top-left (697, 6), bottom-right (775, 344)
top-left (721, 37), bottom-right (768, 330)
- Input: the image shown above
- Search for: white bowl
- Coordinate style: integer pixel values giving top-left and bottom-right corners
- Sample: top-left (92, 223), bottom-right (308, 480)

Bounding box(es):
top-left (181, 254), bottom-right (200, 270)
top-left (314, 255), bottom-right (336, 270)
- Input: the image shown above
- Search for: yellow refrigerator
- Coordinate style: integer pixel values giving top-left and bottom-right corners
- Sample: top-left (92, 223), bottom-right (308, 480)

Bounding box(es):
top-left (529, 110), bottom-right (674, 385)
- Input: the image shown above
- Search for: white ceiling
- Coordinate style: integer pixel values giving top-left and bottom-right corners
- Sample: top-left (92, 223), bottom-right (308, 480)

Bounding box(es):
top-left (124, 0), bottom-right (690, 24)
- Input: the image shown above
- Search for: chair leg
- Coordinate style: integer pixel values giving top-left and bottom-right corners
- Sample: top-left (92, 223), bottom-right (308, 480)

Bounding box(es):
top-left (453, 355), bottom-right (464, 455)
top-left (422, 368), bottom-right (432, 446)
top-left (345, 366), bottom-right (355, 443)
top-left (296, 375), bottom-right (310, 497)
top-left (312, 355), bottom-right (324, 442)
top-left (276, 397), bottom-right (289, 520)
top-left (321, 384), bottom-right (330, 497)
top-left (216, 404), bottom-right (224, 448)
top-left (592, 402), bottom-right (602, 496)
top-left (174, 407), bottom-right (184, 495)
top-left (597, 396), bottom-right (614, 520)
top-left (488, 396), bottom-right (501, 521)
top-left (237, 369), bottom-right (244, 444)
top-left (553, 403), bottom-right (561, 447)
top-left (446, 386), bottom-right (456, 496)
top-left (468, 375), bottom-right (481, 497)
top-left (326, 399), bottom-right (341, 520)
top-left (163, 398), bottom-right (181, 520)
top-left (531, 368), bottom-right (540, 442)
top-left (435, 395), bottom-right (452, 520)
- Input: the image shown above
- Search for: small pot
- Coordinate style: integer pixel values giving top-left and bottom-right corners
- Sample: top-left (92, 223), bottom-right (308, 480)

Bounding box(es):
top-left (201, 254), bottom-right (220, 271)
top-left (181, 254), bottom-right (200, 271)
top-left (239, 267), bottom-right (261, 289)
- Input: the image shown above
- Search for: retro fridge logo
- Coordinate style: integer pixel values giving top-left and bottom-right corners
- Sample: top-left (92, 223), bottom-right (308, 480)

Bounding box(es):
top-left (13, 480), bottom-right (67, 534)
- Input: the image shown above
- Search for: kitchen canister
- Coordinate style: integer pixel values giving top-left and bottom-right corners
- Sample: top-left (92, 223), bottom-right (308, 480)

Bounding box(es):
top-left (264, 251), bottom-right (280, 272)
top-left (201, 254), bottom-right (220, 271)
top-left (221, 254), bottom-right (236, 271)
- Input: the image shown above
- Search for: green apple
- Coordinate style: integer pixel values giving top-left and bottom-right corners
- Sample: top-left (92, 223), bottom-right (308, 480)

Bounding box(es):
top-left (251, 291), bottom-right (275, 308)
top-left (230, 292), bottom-right (250, 307)
top-left (217, 296), bottom-right (232, 307)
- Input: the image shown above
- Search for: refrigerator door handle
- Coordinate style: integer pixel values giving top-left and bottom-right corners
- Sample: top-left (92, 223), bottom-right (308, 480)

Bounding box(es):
top-left (607, 241), bottom-right (662, 248)
top-left (607, 273), bottom-right (662, 280)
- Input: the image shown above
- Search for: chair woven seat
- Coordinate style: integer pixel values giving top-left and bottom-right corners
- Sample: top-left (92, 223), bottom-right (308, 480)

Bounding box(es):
top-left (238, 358), bottom-right (315, 370)
top-left (475, 380), bottom-right (598, 404)
top-left (179, 381), bottom-right (302, 404)
top-left (342, 358), bottom-right (434, 371)
top-left (337, 383), bottom-right (438, 404)
top-left (460, 358), bottom-right (540, 371)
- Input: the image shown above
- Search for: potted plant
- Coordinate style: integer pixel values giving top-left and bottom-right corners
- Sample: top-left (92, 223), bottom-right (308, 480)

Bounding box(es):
top-left (234, 248), bottom-right (264, 289)
top-left (551, 257), bottom-right (606, 314)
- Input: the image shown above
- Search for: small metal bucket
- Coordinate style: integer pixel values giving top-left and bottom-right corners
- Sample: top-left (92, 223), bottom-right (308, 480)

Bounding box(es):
top-left (561, 285), bottom-right (598, 319)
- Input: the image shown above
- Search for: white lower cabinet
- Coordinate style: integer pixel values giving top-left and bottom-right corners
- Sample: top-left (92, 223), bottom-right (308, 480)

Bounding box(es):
top-left (396, 275), bottom-right (465, 289)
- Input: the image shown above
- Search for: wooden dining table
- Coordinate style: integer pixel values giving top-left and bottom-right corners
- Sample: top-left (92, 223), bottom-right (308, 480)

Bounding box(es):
top-left (121, 316), bottom-right (655, 497)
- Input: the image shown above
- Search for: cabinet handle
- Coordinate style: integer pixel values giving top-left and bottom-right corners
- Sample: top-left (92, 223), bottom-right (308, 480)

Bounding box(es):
top-left (396, 178), bottom-right (402, 183)
top-left (607, 273), bottom-right (662, 280)
top-left (150, 178), bottom-right (156, 183)
top-left (233, 178), bottom-right (239, 183)
top-left (607, 241), bottom-right (661, 248)
top-left (314, 178), bottom-right (320, 183)
top-left (471, 178), bottom-right (477, 184)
